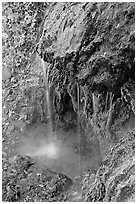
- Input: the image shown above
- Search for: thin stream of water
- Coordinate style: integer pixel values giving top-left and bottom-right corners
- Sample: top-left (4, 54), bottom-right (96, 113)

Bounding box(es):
top-left (41, 59), bottom-right (54, 139)
top-left (77, 82), bottom-right (81, 176)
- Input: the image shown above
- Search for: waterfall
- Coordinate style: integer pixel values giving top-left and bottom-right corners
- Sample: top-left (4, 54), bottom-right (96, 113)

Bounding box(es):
top-left (41, 59), bottom-right (54, 139)
top-left (77, 82), bottom-right (81, 176)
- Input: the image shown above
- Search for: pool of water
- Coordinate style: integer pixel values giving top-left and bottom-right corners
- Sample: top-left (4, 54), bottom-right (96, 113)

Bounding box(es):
top-left (17, 123), bottom-right (102, 178)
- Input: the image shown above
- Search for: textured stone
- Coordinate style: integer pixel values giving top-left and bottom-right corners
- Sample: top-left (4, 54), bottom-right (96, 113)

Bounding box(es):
top-left (37, 2), bottom-right (135, 135)
top-left (84, 130), bottom-right (135, 202)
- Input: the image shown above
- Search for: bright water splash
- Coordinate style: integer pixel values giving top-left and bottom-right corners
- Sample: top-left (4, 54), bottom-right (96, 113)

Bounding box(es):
top-left (32, 142), bottom-right (58, 159)
top-left (17, 123), bottom-right (103, 178)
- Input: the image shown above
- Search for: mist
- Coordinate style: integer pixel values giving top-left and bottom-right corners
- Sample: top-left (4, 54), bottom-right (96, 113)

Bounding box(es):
top-left (17, 123), bottom-right (102, 178)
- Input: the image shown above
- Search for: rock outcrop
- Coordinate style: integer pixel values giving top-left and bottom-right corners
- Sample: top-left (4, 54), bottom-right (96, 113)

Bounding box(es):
top-left (2, 155), bottom-right (72, 202)
top-left (37, 2), bottom-right (135, 151)
top-left (83, 130), bottom-right (135, 202)
top-left (37, 3), bottom-right (135, 201)
top-left (3, 2), bottom-right (135, 135)
top-left (2, 2), bottom-right (135, 202)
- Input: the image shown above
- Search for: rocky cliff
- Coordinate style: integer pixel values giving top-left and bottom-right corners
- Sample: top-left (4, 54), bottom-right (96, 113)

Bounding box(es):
top-left (37, 2), bottom-right (135, 153)
top-left (2, 2), bottom-right (135, 202)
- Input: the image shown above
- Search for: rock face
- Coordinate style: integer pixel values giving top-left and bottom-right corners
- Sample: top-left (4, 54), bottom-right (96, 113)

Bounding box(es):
top-left (2, 2), bottom-right (135, 202)
top-left (3, 2), bottom-right (135, 134)
top-left (35, 3), bottom-right (135, 201)
top-left (37, 2), bottom-right (135, 151)
top-left (83, 130), bottom-right (135, 202)
top-left (38, 3), bottom-right (134, 118)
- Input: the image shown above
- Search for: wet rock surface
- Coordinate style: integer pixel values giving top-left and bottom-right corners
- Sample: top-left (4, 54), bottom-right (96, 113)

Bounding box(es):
top-left (2, 2), bottom-right (135, 202)
top-left (37, 2), bottom-right (135, 121)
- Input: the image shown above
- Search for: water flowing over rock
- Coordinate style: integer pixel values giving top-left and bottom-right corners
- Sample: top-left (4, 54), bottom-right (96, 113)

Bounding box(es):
top-left (2, 2), bottom-right (135, 202)
top-left (37, 2), bottom-right (135, 137)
